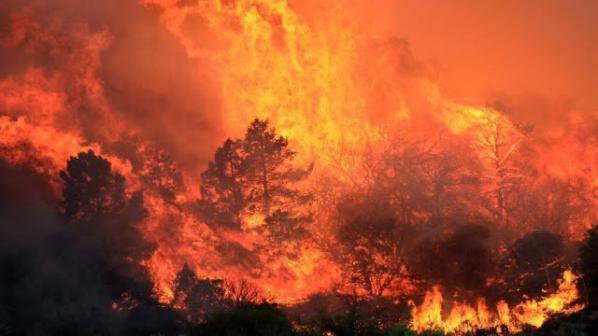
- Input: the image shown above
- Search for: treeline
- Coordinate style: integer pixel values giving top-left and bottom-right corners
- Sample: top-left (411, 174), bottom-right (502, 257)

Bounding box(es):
top-left (0, 118), bottom-right (596, 335)
top-left (195, 118), bottom-right (594, 306)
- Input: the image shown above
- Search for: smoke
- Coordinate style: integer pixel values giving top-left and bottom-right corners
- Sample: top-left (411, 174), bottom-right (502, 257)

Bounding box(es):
top-left (0, 159), bottom-right (120, 334)
top-left (0, 0), bottom-right (594, 317)
top-left (0, 0), bottom-right (223, 174)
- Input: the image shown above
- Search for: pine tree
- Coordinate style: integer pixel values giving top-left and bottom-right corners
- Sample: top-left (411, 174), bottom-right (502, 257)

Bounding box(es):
top-left (60, 150), bottom-right (126, 221)
top-left (200, 139), bottom-right (246, 229)
top-left (199, 119), bottom-right (312, 240)
top-left (60, 150), bottom-right (155, 302)
top-left (242, 119), bottom-right (297, 216)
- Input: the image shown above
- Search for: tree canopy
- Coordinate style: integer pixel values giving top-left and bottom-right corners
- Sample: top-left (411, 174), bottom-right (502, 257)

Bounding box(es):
top-left (199, 119), bottom-right (312, 241)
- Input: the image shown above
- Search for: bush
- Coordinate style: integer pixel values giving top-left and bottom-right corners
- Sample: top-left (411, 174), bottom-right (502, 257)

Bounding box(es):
top-left (192, 303), bottom-right (295, 336)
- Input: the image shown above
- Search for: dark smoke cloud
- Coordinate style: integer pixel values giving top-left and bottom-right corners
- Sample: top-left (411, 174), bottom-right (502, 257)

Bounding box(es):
top-left (0, 0), bottom-right (224, 173)
top-left (0, 157), bottom-right (185, 335)
top-left (0, 159), bottom-right (121, 334)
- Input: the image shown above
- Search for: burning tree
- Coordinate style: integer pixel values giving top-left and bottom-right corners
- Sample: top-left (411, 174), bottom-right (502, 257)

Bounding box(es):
top-left (509, 176), bottom-right (596, 236)
top-left (138, 145), bottom-right (184, 204)
top-left (199, 138), bottom-right (246, 230)
top-left (331, 136), bottom-right (484, 297)
top-left (475, 114), bottom-right (531, 227)
top-left (375, 137), bottom-right (482, 228)
top-left (199, 119), bottom-right (312, 241)
top-left (335, 193), bottom-right (409, 297)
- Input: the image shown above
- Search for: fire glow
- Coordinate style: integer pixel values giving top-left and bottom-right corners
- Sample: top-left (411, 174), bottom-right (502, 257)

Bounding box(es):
top-left (0, 0), bottom-right (596, 334)
top-left (410, 270), bottom-right (584, 334)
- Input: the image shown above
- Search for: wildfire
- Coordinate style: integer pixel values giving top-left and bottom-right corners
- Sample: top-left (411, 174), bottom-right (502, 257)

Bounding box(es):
top-left (410, 270), bottom-right (584, 334)
top-left (0, 0), bottom-right (595, 333)
top-left (243, 213), bottom-right (266, 230)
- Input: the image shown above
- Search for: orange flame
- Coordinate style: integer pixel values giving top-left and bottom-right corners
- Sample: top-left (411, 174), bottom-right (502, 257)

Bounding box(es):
top-left (410, 270), bottom-right (584, 334)
top-left (0, 0), bottom-right (594, 315)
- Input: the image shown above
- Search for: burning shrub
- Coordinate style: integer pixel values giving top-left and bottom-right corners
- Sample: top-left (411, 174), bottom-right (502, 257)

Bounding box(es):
top-left (334, 192), bottom-right (411, 297)
top-left (500, 231), bottom-right (566, 302)
top-left (407, 224), bottom-right (496, 297)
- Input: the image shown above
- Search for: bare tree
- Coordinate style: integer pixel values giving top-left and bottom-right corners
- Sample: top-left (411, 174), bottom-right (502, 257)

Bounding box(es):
top-left (476, 114), bottom-right (529, 226)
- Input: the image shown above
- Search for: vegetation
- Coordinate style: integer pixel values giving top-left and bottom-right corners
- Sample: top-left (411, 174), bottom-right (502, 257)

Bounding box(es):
top-left (199, 119), bottom-right (312, 241)
top-left (0, 119), bottom-right (595, 335)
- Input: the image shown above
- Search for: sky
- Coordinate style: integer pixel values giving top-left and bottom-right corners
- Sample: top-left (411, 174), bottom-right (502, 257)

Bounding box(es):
top-left (339, 0), bottom-right (598, 111)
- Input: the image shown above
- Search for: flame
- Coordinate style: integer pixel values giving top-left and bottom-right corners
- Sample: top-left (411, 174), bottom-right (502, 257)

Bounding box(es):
top-left (410, 270), bottom-right (584, 334)
top-left (243, 213), bottom-right (266, 230)
top-left (141, 0), bottom-right (422, 173)
top-left (0, 116), bottom-right (133, 184)
top-left (132, 0), bottom-right (595, 305)
top-left (0, 0), bottom-right (594, 320)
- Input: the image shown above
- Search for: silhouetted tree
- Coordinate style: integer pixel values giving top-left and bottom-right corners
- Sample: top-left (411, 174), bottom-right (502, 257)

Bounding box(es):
top-left (199, 119), bottom-right (312, 241)
top-left (60, 150), bottom-right (126, 221)
top-left (60, 150), bottom-right (155, 302)
top-left (335, 193), bottom-right (410, 297)
top-left (200, 139), bottom-right (246, 229)
top-left (173, 264), bottom-right (198, 306)
top-left (242, 119), bottom-right (310, 216)
top-left (186, 279), bottom-right (227, 320)
top-left (172, 265), bottom-right (227, 322)
top-left (372, 139), bottom-right (433, 227)
top-left (0, 157), bottom-right (187, 335)
top-left (423, 138), bottom-right (483, 225)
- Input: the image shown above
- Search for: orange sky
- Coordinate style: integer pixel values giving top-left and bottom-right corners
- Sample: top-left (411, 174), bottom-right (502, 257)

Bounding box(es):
top-left (323, 0), bottom-right (598, 111)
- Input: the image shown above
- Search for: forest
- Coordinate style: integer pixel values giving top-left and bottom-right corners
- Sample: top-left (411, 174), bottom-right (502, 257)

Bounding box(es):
top-left (1, 118), bottom-right (596, 335)
top-left (0, 0), bottom-right (597, 335)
